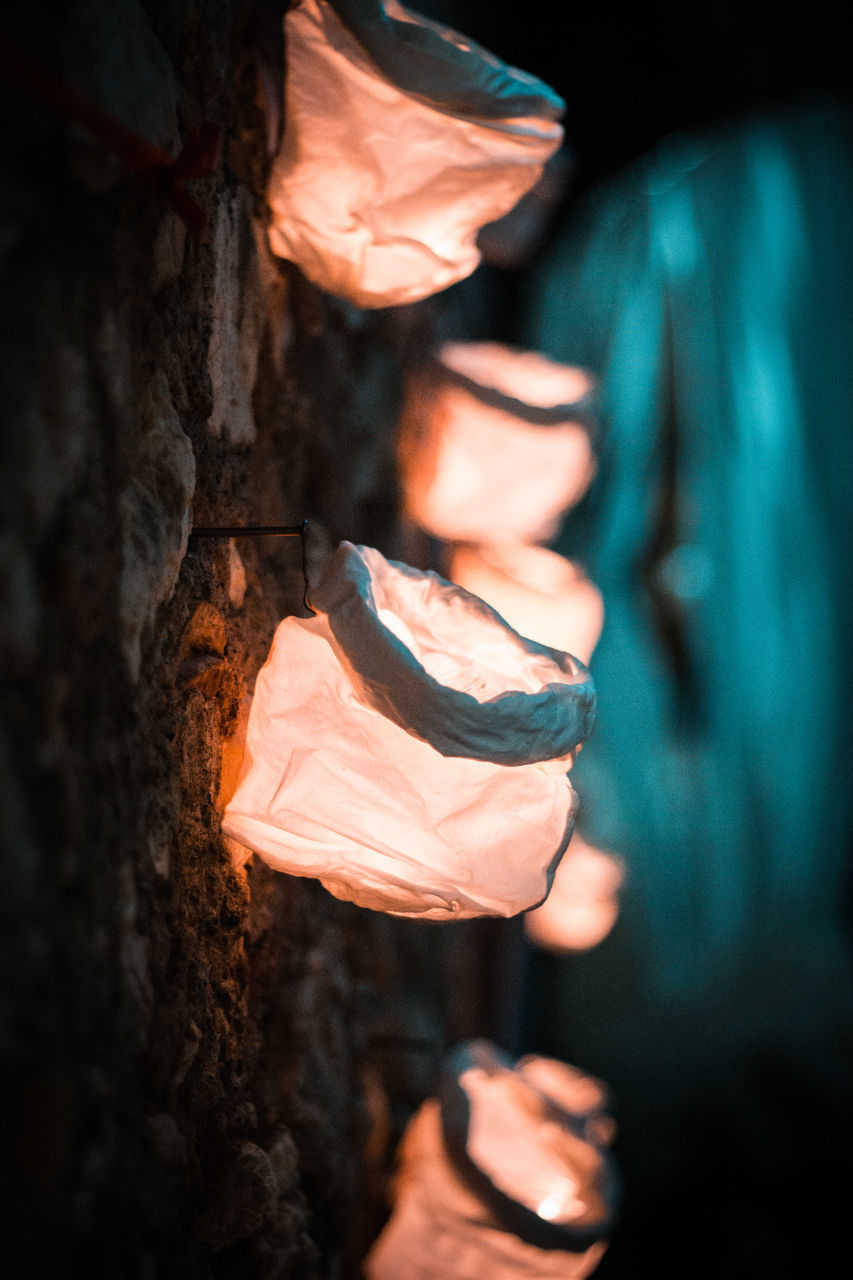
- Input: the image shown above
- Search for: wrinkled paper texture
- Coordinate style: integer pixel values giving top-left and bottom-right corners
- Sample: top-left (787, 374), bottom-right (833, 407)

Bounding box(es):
top-left (222, 543), bottom-right (595, 919)
top-left (267, 0), bottom-right (565, 307)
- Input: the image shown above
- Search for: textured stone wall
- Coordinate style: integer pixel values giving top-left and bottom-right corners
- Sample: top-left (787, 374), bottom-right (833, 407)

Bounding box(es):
top-left (0, 3), bottom-right (488, 1275)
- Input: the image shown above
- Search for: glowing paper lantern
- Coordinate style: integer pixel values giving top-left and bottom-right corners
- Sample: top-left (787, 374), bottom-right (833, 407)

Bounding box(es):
top-left (222, 542), bottom-right (595, 919)
top-left (399, 342), bottom-right (596, 544)
top-left (445, 543), bottom-right (621, 951)
top-left (440, 1040), bottom-right (618, 1251)
top-left (365, 1040), bottom-right (616, 1279)
top-left (448, 543), bottom-right (604, 666)
top-left (267, 0), bottom-right (565, 308)
top-left (524, 833), bottom-right (625, 953)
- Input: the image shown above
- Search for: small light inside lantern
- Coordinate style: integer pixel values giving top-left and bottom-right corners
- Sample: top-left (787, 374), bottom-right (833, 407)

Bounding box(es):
top-left (537, 1192), bottom-right (565, 1221)
top-left (537, 1183), bottom-right (586, 1222)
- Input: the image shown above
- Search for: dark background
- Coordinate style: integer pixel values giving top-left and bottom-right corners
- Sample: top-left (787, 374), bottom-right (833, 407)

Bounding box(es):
top-left (416, 1), bottom-right (852, 211)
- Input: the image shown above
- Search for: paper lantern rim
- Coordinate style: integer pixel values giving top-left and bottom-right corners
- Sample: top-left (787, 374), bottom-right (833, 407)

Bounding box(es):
top-left (328, 0), bottom-right (566, 123)
top-left (438, 341), bottom-right (596, 424)
top-left (311, 542), bottom-right (595, 765)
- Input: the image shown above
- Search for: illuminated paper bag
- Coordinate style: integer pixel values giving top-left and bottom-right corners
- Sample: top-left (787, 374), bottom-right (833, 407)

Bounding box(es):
top-left (267, 0), bottom-right (565, 308)
top-left (365, 1041), bottom-right (616, 1279)
top-left (440, 1040), bottom-right (618, 1253)
top-left (524, 833), bottom-right (625, 952)
top-left (444, 543), bottom-right (621, 949)
top-left (399, 342), bottom-right (597, 544)
top-left (222, 542), bottom-right (595, 919)
top-left (448, 543), bottom-right (604, 666)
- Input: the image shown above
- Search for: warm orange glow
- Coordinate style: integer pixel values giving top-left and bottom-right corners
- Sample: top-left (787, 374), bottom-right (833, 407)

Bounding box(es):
top-left (448, 543), bottom-right (604, 666)
top-left (218, 693), bottom-right (252, 813)
top-left (399, 342), bottom-right (596, 543)
top-left (524, 834), bottom-right (625, 953)
top-left (223, 542), bottom-right (595, 919)
top-left (266, 1), bottom-right (564, 308)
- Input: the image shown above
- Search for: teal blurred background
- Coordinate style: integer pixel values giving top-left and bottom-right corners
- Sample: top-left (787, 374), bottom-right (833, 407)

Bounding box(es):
top-left (518, 102), bottom-right (853, 1280)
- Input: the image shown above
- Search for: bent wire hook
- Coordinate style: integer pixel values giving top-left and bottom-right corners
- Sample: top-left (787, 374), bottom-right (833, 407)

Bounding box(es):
top-left (190, 520), bottom-right (315, 614)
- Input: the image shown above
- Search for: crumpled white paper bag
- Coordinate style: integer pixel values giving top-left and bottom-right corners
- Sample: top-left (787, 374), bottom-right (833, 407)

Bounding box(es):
top-left (267, 0), bottom-right (565, 308)
top-left (222, 542), bottom-right (595, 919)
top-left (399, 342), bottom-right (597, 544)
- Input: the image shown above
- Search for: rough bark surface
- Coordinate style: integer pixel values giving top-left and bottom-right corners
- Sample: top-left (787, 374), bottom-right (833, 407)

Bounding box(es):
top-left (0, 3), bottom-right (486, 1275)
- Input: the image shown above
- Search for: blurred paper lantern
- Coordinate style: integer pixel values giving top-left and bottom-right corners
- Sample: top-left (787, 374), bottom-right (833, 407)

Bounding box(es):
top-left (222, 542), bottom-right (594, 919)
top-left (267, 0), bottom-right (565, 308)
top-left (365, 1040), bottom-right (616, 1279)
top-left (445, 542), bottom-right (620, 949)
top-left (399, 342), bottom-right (596, 544)
top-left (449, 543), bottom-right (604, 666)
top-left (524, 833), bottom-right (625, 953)
top-left (440, 1040), bottom-right (618, 1252)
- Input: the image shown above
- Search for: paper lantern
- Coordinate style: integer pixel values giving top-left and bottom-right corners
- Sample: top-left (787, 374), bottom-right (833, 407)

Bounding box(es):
top-left (524, 833), bottom-right (625, 953)
top-left (365, 1040), bottom-right (617, 1279)
top-left (267, 0), bottom-right (565, 308)
top-left (440, 1040), bottom-right (618, 1251)
top-left (222, 542), bottom-right (595, 919)
top-left (443, 542), bottom-right (620, 948)
top-left (399, 342), bottom-right (596, 544)
top-left (448, 543), bottom-right (604, 666)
